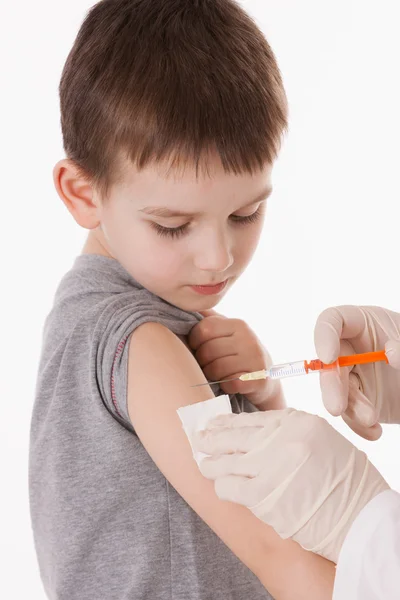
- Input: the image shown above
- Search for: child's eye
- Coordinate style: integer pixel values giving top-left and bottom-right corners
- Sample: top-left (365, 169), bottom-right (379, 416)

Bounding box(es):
top-left (150, 205), bottom-right (263, 240)
top-left (151, 222), bottom-right (190, 239)
top-left (229, 205), bottom-right (263, 225)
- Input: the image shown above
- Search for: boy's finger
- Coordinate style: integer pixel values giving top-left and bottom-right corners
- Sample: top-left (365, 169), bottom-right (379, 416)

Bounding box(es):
top-left (258, 379), bottom-right (286, 410)
top-left (199, 309), bottom-right (223, 318)
top-left (217, 373), bottom-right (269, 398)
top-left (188, 316), bottom-right (234, 350)
top-left (217, 377), bottom-right (254, 397)
top-left (202, 357), bottom-right (247, 383)
top-left (195, 336), bottom-right (238, 368)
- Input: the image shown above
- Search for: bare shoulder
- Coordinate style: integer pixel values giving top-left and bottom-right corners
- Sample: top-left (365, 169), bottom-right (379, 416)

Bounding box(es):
top-left (127, 321), bottom-right (214, 410)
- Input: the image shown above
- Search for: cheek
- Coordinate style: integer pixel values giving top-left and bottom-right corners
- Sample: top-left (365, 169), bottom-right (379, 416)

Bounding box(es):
top-left (114, 224), bottom-right (187, 283)
top-left (234, 224), bottom-right (263, 264)
top-left (100, 207), bottom-right (190, 293)
top-left (137, 242), bottom-right (185, 279)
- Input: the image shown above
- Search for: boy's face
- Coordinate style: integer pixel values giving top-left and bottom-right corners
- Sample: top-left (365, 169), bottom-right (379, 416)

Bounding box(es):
top-left (93, 157), bottom-right (273, 312)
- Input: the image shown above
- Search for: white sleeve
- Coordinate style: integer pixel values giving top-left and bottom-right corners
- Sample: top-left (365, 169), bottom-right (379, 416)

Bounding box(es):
top-left (333, 489), bottom-right (400, 600)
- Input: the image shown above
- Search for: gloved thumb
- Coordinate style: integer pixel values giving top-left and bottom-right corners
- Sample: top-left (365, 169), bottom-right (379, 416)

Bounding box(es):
top-left (385, 339), bottom-right (400, 370)
top-left (314, 306), bottom-right (366, 364)
top-left (314, 308), bottom-right (342, 364)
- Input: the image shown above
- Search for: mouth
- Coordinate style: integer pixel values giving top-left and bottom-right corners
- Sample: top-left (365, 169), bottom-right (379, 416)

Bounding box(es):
top-left (190, 279), bottom-right (228, 296)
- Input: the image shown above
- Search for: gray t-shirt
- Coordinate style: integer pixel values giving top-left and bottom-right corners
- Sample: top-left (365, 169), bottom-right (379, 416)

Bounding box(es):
top-left (29, 254), bottom-right (273, 600)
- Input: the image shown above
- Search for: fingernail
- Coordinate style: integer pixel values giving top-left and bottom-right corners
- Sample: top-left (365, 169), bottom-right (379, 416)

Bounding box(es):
top-left (385, 340), bottom-right (400, 369)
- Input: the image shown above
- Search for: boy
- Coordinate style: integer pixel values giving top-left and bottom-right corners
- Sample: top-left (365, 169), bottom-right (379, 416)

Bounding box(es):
top-left (29, 1), bottom-right (335, 598)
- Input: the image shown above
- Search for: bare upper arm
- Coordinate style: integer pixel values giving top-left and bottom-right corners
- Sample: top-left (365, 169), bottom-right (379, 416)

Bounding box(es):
top-left (127, 322), bottom-right (335, 598)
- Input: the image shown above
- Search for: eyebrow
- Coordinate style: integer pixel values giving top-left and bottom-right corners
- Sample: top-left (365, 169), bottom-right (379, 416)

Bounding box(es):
top-left (138, 186), bottom-right (273, 219)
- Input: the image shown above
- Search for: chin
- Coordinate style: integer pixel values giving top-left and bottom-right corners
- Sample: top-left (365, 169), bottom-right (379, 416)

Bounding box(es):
top-left (157, 285), bottom-right (228, 313)
top-left (168, 296), bottom-right (218, 314)
top-left (191, 297), bottom-right (223, 313)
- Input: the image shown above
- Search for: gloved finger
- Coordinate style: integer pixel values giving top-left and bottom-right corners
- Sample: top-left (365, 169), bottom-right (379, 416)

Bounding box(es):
top-left (319, 368), bottom-right (350, 416)
top-left (193, 424), bottom-right (265, 457)
top-left (314, 306), bottom-right (366, 364)
top-left (342, 411), bottom-right (382, 441)
top-left (196, 410), bottom-right (291, 456)
top-left (318, 338), bottom-right (355, 416)
top-left (200, 452), bottom-right (260, 479)
top-left (385, 339), bottom-right (400, 370)
top-left (214, 475), bottom-right (252, 506)
top-left (214, 441), bottom-right (308, 508)
top-left (205, 409), bottom-right (293, 430)
top-left (344, 373), bottom-right (378, 428)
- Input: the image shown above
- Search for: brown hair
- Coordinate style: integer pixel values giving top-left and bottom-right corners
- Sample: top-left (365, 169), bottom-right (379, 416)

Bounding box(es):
top-left (59, 0), bottom-right (288, 199)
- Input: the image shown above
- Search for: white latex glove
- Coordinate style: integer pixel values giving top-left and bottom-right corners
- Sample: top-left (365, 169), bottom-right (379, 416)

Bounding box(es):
top-left (314, 305), bottom-right (400, 439)
top-left (193, 409), bottom-right (389, 564)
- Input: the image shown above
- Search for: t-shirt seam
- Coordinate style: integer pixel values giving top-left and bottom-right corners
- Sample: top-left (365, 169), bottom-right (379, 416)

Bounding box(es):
top-left (110, 334), bottom-right (131, 418)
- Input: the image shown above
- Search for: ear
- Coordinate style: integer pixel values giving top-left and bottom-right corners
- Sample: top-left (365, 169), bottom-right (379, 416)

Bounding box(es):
top-left (53, 159), bottom-right (100, 230)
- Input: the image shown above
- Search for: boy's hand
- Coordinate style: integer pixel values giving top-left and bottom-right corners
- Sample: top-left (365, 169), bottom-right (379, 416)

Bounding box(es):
top-left (188, 310), bottom-right (285, 410)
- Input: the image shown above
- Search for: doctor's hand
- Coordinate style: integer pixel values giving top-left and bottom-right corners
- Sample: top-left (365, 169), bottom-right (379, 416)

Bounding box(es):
top-left (193, 409), bottom-right (389, 564)
top-left (314, 306), bottom-right (400, 440)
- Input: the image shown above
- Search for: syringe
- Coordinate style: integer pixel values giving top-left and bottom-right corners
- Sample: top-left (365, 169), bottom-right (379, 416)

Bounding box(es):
top-left (191, 350), bottom-right (388, 387)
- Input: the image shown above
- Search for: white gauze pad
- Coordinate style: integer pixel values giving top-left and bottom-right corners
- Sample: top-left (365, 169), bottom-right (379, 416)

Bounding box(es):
top-left (177, 395), bottom-right (232, 466)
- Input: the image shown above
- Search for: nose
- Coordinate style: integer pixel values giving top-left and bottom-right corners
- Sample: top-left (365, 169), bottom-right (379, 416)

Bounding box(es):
top-left (193, 228), bottom-right (234, 273)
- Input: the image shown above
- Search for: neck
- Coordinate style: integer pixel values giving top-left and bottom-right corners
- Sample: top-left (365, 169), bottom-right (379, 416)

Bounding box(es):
top-left (81, 230), bottom-right (112, 258)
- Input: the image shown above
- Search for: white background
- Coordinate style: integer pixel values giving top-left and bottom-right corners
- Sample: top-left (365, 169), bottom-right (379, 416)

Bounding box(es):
top-left (1, 0), bottom-right (399, 597)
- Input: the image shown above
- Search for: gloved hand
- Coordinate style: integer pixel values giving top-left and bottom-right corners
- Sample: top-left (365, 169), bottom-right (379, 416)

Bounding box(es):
top-left (314, 306), bottom-right (400, 439)
top-left (193, 409), bottom-right (389, 564)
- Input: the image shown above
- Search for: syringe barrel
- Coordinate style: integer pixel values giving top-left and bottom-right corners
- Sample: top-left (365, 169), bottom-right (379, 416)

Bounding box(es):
top-left (268, 361), bottom-right (308, 379)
